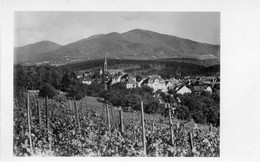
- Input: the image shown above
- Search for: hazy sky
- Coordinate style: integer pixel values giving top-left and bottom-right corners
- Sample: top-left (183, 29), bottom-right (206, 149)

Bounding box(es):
top-left (14, 12), bottom-right (220, 47)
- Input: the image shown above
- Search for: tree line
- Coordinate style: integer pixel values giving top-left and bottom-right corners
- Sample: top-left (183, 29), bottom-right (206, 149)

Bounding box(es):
top-left (14, 65), bottom-right (87, 100)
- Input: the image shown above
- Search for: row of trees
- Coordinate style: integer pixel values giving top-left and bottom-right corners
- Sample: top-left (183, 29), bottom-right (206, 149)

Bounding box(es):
top-left (176, 91), bottom-right (220, 126)
top-left (162, 91), bottom-right (220, 127)
top-left (14, 65), bottom-right (87, 100)
top-left (100, 82), bottom-right (220, 126)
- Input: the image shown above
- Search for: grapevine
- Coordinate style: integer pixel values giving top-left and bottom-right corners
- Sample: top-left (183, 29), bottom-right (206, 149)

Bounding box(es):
top-left (13, 96), bottom-right (219, 157)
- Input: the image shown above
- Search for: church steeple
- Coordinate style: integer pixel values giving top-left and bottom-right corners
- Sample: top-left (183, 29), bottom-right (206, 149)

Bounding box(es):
top-left (104, 53), bottom-right (107, 72)
top-left (104, 52), bottom-right (108, 73)
top-left (103, 52), bottom-right (108, 90)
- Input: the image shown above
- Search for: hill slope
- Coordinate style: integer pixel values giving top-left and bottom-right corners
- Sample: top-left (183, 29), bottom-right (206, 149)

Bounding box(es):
top-left (14, 41), bottom-right (62, 64)
top-left (15, 29), bottom-right (220, 65)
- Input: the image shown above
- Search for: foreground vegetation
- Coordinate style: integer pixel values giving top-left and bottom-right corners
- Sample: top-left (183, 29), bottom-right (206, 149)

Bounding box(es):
top-left (14, 96), bottom-right (219, 157)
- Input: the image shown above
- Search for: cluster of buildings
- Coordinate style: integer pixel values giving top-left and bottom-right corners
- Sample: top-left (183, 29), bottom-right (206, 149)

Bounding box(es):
top-left (76, 54), bottom-right (220, 95)
top-left (107, 73), bottom-right (219, 95)
top-left (77, 70), bottom-right (220, 95)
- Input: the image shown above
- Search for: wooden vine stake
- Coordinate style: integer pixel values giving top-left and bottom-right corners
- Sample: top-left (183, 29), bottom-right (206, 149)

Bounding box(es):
top-left (168, 103), bottom-right (174, 145)
top-left (140, 101), bottom-right (146, 156)
top-left (36, 98), bottom-right (41, 126)
top-left (45, 97), bottom-right (50, 144)
top-left (49, 99), bottom-right (53, 118)
top-left (101, 103), bottom-right (105, 117)
top-left (119, 110), bottom-right (124, 134)
top-left (27, 93), bottom-right (33, 153)
top-left (74, 99), bottom-right (81, 133)
top-left (152, 115), bottom-right (155, 133)
top-left (69, 99), bottom-right (72, 111)
top-left (189, 132), bottom-right (194, 155)
top-left (106, 104), bottom-right (111, 131)
top-left (81, 101), bottom-right (84, 115)
top-left (110, 107), bottom-right (114, 129)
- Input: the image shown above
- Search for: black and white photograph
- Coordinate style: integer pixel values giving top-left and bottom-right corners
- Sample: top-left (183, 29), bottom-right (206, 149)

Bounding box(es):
top-left (13, 11), bottom-right (220, 157)
top-left (1, 0), bottom-right (260, 161)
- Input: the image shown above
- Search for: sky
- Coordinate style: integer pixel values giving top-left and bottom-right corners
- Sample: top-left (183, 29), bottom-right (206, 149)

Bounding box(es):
top-left (14, 12), bottom-right (220, 47)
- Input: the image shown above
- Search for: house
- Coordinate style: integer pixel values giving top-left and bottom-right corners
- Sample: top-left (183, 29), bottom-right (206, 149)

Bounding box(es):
top-left (77, 75), bottom-right (83, 79)
top-left (138, 77), bottom-right (149, 87)
top-left (163, 78), bottom-right (180, 92)
top-left (206, 86), bottom-right (213, 94)
top-left (194, 85), bottom-right (207, 92)
top-left (107, 69), bottom-right (124, 75)
top-left (193, 85), bottom-right (213, 94)
top-left (120, 73), bottom-right (129, 82)
top-left (122, 73), bottom-right (137, 89)
top-left (163, 80), bottom-right (174, 92)
top-left (197, 76), bottom-right (218, 85)
top-left (176, 85), bottom-right (192, 95)
top-left (110, 77), bottom-right (118, 85)
top-left (147, 75), bottom-right (166, 92)
top-left (126, 80), bottom-right (137, 89)
top-left (82, 77), bottom-right (92, 85)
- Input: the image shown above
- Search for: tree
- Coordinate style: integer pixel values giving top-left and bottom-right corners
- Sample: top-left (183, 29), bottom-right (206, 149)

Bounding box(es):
top-left (141, 85), bottom-right (153, 95)
top-left (125, 94), bottom-right (141, 111)
top-left (175, 105), bottom-right (190, 120)
top-left (39, 83), bottom-right (58, 99)
top-left (66, 83), bottom-right (87, 100)
top-left (60, 72), bottom-right (77, 91)
top-left (144, 100), bottom-right (162, 114)
top-left (111, 82), bottom-right (127, 91)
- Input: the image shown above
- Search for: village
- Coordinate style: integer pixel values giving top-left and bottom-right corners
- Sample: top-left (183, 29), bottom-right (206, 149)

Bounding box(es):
top-left (76, 56), bottom-right (220, 98)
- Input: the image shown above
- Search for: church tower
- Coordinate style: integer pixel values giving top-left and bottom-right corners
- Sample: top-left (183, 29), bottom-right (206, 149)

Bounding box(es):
top-left (103, 52), bottom-right (108, 90)
top-left (104, 52), bottom-right (107, 73)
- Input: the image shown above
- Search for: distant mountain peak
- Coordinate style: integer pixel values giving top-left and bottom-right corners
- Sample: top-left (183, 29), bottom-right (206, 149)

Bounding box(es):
top-left (14, 29), bottom-right (220, 65)
top-left (125, 29), bottom-right (146, 32)
top-left (16, 40), bottom-right (60, 48)
top-left (14, 41), bottom-right (62, 64)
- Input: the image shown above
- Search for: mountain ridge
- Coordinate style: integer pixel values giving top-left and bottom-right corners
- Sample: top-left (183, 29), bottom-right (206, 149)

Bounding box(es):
top-left (14, 29), bottom-right (220, 65)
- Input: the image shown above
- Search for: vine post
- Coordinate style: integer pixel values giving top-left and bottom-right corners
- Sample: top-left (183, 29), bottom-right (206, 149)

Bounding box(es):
top-left (69, 99), bottom-right (72, 111)
top-left (189, 132), bottom-right (194, 155)
top-left (140, 101), bottom-right (146, 156)
top-left (168, 103), bottom-right (174, 145)
top-left (119, 110), bottom-right (124, 134)
top-left (106, 104), bottom-right (111, 131)
top-left (74, 99), bottom-right (81, 133)
top-left (27, 93), bottom-right (33, 153)
top-left (81, 101), bottom-right (83, 113)
top-left (110, 107), bottom-right (114, 129)
top-left (45, 96), bottom-right (50, 146)
top-left (36, 98), bottom-right (41, 126)
top-left (152, 115), bottom-right (155, 133)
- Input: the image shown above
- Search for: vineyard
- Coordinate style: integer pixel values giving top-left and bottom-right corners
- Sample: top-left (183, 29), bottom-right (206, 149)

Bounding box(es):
top-left (13, 95), bottom-right (220, 157)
